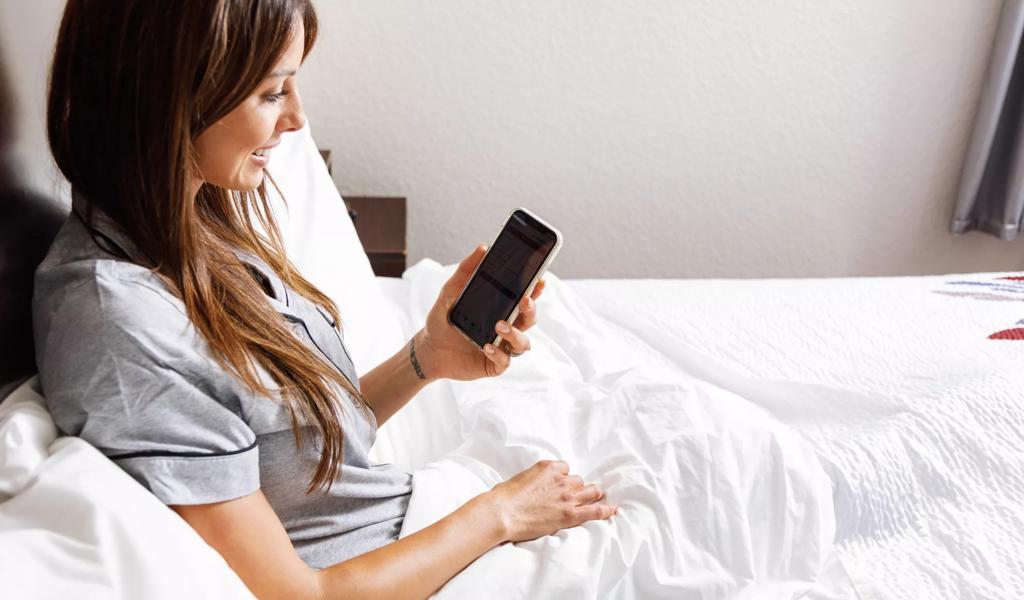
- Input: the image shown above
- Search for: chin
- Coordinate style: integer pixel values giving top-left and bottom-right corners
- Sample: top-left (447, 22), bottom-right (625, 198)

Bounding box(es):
top-left (231, 170), bottom-right (266, 192)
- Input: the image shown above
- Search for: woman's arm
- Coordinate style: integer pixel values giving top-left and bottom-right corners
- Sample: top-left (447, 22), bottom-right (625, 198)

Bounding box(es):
top-left (358, 329), bottom-right (435, 427)
top-left (172, 487), bottom-right (501, 600)
top-left (361, 245), bottom-right (547, 427)
top-left (172, 460), bottom-right (617, 600)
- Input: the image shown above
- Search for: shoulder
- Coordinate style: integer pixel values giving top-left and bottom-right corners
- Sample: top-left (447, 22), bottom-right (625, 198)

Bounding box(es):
top-left (34, 214), bottom-right (191, 356)
top-left (33, 216), bottom-right (210, 411)
top-left (31, 220), bottom-right (260, 479)
top-left (36, 214), bottom-right (185, 319)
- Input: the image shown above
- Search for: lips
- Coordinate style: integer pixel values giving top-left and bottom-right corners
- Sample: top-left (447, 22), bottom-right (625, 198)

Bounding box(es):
top-left (252, 141), bottom-right (279, 157)
top-left (250, 141), bottom-right (279, 167)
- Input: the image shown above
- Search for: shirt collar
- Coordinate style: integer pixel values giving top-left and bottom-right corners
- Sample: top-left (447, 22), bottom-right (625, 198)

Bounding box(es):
top-left (70, 188), bottom-right (291, 308)
top-left (71, 188), bottom-right (149, 265)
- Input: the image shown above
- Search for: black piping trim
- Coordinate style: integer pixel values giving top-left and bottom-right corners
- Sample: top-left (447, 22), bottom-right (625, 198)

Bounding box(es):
top-left (294, 317), bottom-right (347, 378)
top-left (331, 323), bottom-right (356, 368)
top-left (109, 439), bottom-right (258, 461)
top-left (316, 304), bottom-right (337, 327)
top-left (313, 304), bottom-right (353, 365)
top-left (287, 314), bottom-right (360, 396)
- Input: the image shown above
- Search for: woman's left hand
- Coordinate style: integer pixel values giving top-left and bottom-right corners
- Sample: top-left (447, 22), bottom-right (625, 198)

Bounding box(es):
top-left (414, 244), bottom-right (546, 382)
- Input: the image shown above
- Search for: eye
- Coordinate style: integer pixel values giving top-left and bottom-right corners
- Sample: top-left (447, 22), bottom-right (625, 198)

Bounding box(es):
top-left (263, 90), bottom-right (288, 104)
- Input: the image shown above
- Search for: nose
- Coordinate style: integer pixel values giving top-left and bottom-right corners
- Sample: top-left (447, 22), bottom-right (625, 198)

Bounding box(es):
top-left (279, 90), bottom-right (306, 133)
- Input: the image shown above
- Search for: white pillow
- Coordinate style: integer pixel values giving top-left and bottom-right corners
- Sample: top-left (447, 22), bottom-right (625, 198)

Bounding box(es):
top-left (0, 377), bottom-right (255, 599)
top-left (266, 122), bottom-right (406, 376)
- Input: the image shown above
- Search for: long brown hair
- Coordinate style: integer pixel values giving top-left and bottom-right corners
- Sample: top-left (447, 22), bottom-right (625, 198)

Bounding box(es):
top-left (47, 0), bottom-right (359, 494)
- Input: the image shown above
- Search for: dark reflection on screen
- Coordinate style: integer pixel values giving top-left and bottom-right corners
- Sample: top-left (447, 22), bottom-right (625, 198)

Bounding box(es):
top-left (451, 211), bottom-right (557, 347)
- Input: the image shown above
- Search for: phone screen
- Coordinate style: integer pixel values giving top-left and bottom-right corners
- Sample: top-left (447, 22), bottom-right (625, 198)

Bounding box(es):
top-left (449, 210), bottom-right (558, 347)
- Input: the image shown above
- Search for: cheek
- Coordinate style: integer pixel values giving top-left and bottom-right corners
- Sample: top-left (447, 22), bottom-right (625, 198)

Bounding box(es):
top-left (236, 106), bottom-right (278, 152)
top-left (256, 102), bottom-right (285, 137)
top-left (195, 104), bottom-right (277, 186)
top-left (226, 108), bottom-right (278, 179)
top-left (220, 110), bottom-right (273, 169)
top-left (194, 131), bottom-right (229, 180)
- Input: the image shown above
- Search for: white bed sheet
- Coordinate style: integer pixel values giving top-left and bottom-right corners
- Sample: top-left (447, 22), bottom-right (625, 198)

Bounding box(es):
top-left (377, 262), bottom-right (1024, 600)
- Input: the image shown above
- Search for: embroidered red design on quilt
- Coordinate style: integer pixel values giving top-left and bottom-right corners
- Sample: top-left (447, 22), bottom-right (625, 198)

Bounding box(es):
top-left (989, 328), bottom-right (1024, 340)
top-left (933, 274), bottom-right (1024, 340)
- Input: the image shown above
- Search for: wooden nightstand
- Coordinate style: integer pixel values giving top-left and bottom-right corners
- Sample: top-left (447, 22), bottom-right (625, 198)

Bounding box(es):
top-left (344, 196), bottom-right (407, 277)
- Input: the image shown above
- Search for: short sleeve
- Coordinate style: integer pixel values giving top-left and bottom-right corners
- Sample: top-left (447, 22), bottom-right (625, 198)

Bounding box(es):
top-left (34, 260), bottom-right (260, 505)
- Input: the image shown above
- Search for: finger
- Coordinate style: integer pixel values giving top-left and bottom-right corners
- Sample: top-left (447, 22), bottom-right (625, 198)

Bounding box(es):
top-left (543, 460), bottom-right (570, 475)
top-left (512, 296), bottom-right (537, 331)
top-left (482, 343), bottom-right (511, 372)
top-left (561, 475), bottom-right (585, 493)
top-left (569, 484), bottom-right (604, 504)
top-left (442, 244), bottom-right (487, 302)
top-left (459, 243), bottom-right (487, 276)
top-left (530, 278), bottom-right (546, 300)
top-left (572, 503), bottom-right (619, 525)
top-left (561, 470), bottom-right (585, 485)
top-left (494, 321), bottom-right (530, 354)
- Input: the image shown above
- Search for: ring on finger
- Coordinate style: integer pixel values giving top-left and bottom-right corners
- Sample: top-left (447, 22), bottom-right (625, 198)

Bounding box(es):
top-left (500, 339), bottom-right (525, 358)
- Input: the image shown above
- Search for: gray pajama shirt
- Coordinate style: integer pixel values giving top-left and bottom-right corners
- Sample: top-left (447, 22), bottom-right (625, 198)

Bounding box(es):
top-left (32, 191), bottom-right (412, 569)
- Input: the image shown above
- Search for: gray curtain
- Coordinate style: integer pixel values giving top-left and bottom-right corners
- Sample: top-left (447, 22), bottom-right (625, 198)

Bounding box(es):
top-left (952, 1), bottom-right (1024, 240)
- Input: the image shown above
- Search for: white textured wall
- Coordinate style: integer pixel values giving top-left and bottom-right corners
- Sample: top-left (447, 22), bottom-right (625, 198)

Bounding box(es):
top-left (0, 1), bottom-right (65, 200)
top-left (302, 0), bottom-right (1024, 278)
top-left (3, 1), bottom-right (1022, 278)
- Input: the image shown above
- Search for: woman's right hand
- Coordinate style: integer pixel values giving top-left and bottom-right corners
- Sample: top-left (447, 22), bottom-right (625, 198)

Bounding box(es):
top-left (486, 459), bottom-right (619, 543)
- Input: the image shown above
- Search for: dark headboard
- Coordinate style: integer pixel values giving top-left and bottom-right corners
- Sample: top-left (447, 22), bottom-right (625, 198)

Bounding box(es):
top-left (0, 181), bottom-right (66, 388)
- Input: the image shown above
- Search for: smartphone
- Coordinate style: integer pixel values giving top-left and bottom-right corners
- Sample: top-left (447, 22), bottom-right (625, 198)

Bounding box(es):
top-left (447, 208), bottom-right (563, 351)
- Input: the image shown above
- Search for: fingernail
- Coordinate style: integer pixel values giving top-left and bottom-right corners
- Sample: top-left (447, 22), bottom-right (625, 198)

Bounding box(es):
top-left (496, 322), bottom-right (509, 333)
top-left (485, 345), bottom-right (495, 354)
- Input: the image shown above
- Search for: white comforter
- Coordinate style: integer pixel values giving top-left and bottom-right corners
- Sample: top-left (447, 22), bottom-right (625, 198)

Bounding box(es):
top-left (379, 261), bottom-right (841, 599)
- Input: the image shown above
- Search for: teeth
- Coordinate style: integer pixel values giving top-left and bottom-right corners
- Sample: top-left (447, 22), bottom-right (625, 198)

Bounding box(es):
top-left (253, 149), bottom-right (266, 157)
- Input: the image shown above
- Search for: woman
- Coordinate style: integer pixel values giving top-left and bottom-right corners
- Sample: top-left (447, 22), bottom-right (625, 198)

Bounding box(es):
top-left (33, 1), bottom-right (617, 598)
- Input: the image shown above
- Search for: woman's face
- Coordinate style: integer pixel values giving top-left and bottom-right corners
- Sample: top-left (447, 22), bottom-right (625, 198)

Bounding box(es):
top-left (194, 23), bottom-right (307, 192)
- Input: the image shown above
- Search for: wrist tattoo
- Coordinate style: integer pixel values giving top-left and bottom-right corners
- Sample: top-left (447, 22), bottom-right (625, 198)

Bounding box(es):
top-left (410, 336), bottom-right (427, 380)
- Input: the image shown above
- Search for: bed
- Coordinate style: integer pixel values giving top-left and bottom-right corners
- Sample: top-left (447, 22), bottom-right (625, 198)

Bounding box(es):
top-left (1, 122), bottom-right (1021, 599)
